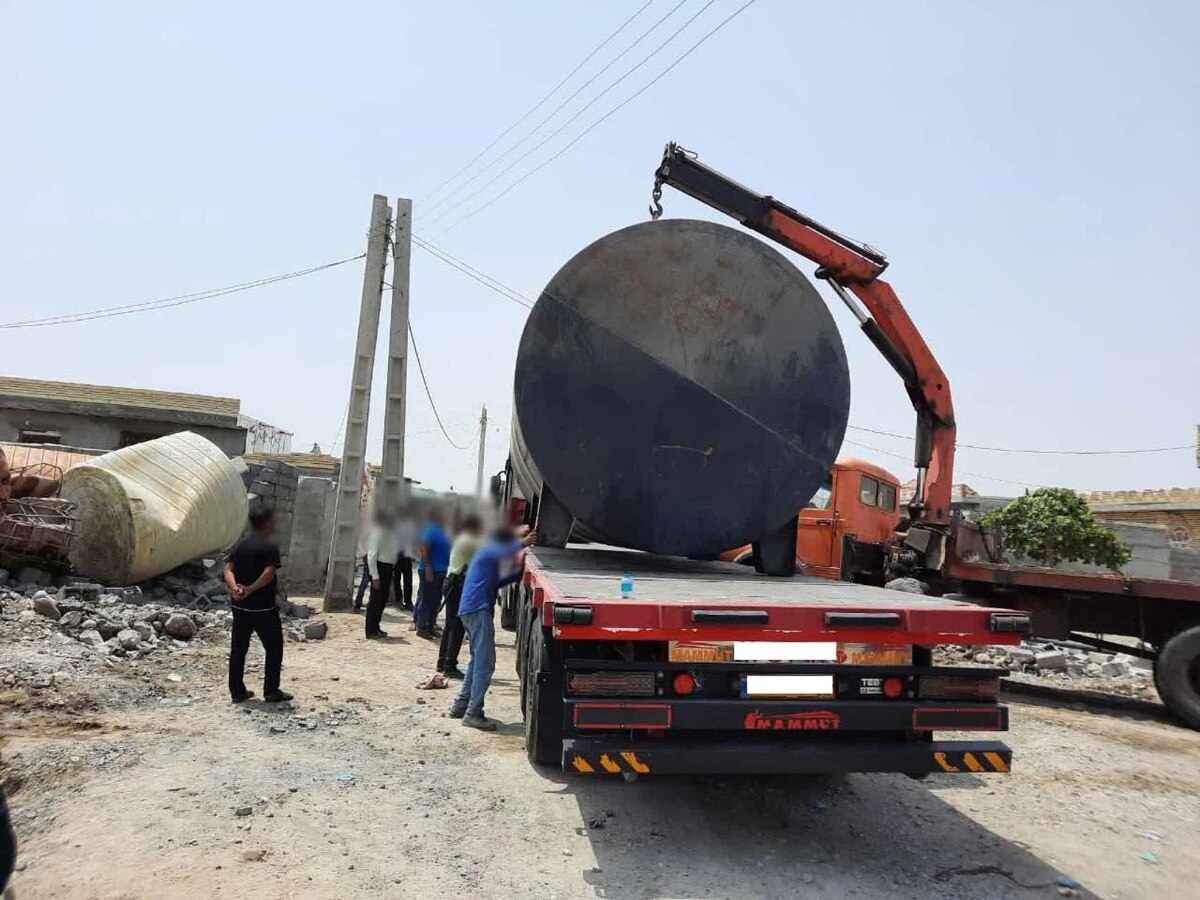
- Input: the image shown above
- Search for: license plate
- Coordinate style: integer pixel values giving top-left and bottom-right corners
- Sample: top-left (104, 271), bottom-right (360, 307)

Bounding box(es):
top-left (743, 675), bottom-right (835, 698)
top-left (668, 641), bottom-right (912, 665)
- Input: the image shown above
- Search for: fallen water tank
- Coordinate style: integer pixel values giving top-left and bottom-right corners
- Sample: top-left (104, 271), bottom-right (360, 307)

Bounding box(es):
top-left (512, 218), bottom-right (851, 557)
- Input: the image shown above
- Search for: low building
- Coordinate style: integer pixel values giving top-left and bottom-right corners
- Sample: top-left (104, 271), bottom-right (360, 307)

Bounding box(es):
top-left (1084, 488), bottom-right (1200, 551)
top-left (0, 376), bottom-right (247, 458)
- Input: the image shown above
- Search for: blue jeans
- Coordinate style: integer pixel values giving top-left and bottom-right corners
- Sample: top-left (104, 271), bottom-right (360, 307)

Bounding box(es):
top-left (454, 608), bottom-right (496, 717)
top-left (415, 569), bottom-right (445, 634)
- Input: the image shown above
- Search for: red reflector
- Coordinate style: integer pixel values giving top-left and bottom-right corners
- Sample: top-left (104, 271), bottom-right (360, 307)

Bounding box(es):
top-left (882, 677), bottom-right (904, 699)
top-left (913, 706), bottom-right (1005, 731)
top-left (919, 676), bottom-right (1000, 701)
top-left (672, 672), bottom-right (697, 695)
top-left (573, 703), bottom-right (672, 730)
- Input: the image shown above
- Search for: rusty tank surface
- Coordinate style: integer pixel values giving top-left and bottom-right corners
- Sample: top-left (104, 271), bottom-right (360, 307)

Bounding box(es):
top-left (511, 218), bottom-right (851, 558)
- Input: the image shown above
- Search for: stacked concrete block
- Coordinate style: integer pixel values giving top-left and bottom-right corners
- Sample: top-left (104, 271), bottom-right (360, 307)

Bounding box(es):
top-left (240, 460), bottom-right (300, 574)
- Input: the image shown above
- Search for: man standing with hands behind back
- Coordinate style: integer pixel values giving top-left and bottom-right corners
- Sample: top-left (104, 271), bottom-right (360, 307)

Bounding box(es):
top-left (225, 509), bottom-right (293, 704)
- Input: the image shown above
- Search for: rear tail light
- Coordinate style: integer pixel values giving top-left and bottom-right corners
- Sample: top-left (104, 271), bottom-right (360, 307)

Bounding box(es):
top-left (568, 671), bottom-right (656, 697)
top-left (672, 672), bottom-right (698, 695)
top-left (882, 677), bottom-right (905, 699)
top-left (919, 675), bottom-right (1000, 701)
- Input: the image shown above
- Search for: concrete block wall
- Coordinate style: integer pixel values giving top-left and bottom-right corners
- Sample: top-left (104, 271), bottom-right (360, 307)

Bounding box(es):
top-left (241, 460), bottom-right (300, 573)
top-left (1006, 521), bottom-right (1173, 579)
top-left (1169, 546), bottom-right (1200, 583)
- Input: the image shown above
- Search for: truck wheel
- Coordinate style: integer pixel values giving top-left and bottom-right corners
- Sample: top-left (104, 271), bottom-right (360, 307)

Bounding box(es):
top-left (1154, 625), bottom-right (1200, 730)
top-left (524, 624), bottom-right (564, 765)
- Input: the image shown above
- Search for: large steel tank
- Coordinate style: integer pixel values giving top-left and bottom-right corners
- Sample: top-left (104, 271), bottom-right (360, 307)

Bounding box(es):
top-left (512, 219), bottom-right (850, 558)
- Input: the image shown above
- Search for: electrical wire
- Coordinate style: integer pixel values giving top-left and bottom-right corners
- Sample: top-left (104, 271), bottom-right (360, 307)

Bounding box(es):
top-left (419, 0), bottom-right (657, 206)
top-left (0, 254), bottom-right (366, 329)
top-left (411, 235), bottom-right (534, 309)
top-left (411, 234), bottom-right (1179, 479)
top-left (422, 0), bottom-right (694, 219)
top-left (423, 0), bottom-right (721, 229)
top-left (429, 0), bottom-right (762, 237)
top-left (408, 320), bottom-right (470, 450)
top-left (847, 424), bottom-right (1191, 456)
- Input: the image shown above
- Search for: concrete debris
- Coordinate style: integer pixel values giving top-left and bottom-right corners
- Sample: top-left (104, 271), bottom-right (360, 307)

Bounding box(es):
top-left (937, 639), bottom-right (1158, 702)
top-left (32, 591), bottom-right (61, 619)
top-left (302, 621), bottom-right (328, 641)
top-left (1034, 650), bottom-right (1068, 671)
top-left (164, 613), bottom-right (198, 640)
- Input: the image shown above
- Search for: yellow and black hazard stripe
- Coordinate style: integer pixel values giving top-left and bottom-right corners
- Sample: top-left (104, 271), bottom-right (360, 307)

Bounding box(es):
top-left (569, 751), bottom-right (652, 775)
top-left (933, 749), bottom-right (1011, 773)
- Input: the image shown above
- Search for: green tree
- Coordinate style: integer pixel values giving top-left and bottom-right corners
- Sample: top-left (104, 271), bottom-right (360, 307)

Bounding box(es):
top-left (980, 487), bottom-right (1131, 571)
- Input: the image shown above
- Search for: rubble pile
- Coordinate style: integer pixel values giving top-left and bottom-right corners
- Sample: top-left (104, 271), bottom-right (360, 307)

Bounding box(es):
top-left (937, 640), bottom-right (1158, 702)
top-left (0, 557), bottom-right (326, 676)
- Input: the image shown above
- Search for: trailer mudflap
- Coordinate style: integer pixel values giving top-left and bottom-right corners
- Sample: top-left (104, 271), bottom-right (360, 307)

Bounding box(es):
top-left (562, 738), bottom-right (1012, 776)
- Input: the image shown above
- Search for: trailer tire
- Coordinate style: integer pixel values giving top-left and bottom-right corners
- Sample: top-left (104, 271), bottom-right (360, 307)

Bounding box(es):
top-left (1154, 625), bottom-right (1200, 731)
top-left (524, 624), bottom-right (564, 766)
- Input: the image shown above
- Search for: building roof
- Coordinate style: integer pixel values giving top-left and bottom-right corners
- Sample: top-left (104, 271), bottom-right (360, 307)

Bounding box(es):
top-left (243, 451), bottom-right (384, 476)
top-left (0, 375), bottom-right (240, 423)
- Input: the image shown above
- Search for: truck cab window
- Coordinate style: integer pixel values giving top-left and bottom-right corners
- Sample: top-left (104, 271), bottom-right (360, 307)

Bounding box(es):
top-left (878, 482), bottom-right (897, 511)
top-left (806, 477), bottom-right (833, 510)
top-left (859, 475), bottom-right (880, 507)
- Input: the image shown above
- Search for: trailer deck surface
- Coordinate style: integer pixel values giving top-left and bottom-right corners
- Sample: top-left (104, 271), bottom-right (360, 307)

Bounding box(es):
top-left (532, 545), bottom-right (979, 608)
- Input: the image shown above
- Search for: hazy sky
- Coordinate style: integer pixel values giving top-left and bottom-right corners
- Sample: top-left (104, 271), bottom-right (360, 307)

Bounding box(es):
top-left (2, 1), bottom-right (1196, 494)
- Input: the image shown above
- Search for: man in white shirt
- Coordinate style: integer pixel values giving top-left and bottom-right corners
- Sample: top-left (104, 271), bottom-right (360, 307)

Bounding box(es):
top-left (365, 510), bottom-right (402, 639)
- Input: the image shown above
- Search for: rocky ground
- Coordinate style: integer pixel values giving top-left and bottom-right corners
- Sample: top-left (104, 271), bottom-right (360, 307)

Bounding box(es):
top-left (2, 599), bottom-right (1198, 899)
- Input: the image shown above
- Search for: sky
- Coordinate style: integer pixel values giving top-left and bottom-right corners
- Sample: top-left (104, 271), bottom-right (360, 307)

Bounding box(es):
top-left (1, 0), bottom-right (1197, 495)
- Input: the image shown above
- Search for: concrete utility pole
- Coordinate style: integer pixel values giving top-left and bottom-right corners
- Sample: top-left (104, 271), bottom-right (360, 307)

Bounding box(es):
top-left (325, 194), bottom-right (391, 610)
top-left (475, 404), bottom-right (488, 497)
top-left (378, 198), bottom-right (413, 512)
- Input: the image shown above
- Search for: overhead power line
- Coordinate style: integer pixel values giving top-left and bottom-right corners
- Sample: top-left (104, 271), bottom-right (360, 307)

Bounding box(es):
top-left (408, 320), bottom-right (470, 450)
top-left (429, 0), bottom-right (762, 237)
top-left (422, 0), bottom-right (693, 220)
top-left (423, 0), bottom-right (721, 230)
top-left (847, 424), bottom-right (1192, 457)
top-left (419, 0), bottom-right (657, 207)
top-left (411, 235), bottom-right (534, 309)
top-left (0, 254), bottom-right (365, 330)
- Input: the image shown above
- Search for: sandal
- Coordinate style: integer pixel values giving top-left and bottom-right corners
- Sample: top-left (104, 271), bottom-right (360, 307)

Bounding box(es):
top-left (417, 673), bottom-right (449, 690)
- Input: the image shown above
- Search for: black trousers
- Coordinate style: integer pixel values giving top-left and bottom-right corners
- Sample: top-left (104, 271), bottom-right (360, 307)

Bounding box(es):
top-left (0, 789), bottom-right (15, 895)
top-left (437, 571), bottom-right (467, 670)
top-left (229, 608), bottom-right (283, 697)
top-left (367, 561), bottom-right (393, 635)
top-left (394, 554), bottom-right (414, 608)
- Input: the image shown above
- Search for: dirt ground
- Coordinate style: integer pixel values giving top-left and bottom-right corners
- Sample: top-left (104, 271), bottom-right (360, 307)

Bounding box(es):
top-left (3, 600), bottom-right (1198, 900)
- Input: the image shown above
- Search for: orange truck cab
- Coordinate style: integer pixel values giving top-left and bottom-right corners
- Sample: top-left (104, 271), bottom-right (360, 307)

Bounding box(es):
top-left (723, 458), bottom-right (902, 584)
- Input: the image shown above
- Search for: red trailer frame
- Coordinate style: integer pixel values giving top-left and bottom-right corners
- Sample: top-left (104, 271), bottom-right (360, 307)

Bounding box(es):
top-left (508, 547), bottom-right (1028, 777)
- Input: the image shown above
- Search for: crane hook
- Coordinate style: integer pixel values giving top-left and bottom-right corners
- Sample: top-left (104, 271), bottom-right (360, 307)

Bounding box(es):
top-left (649, 183), bottom-right (664, 220)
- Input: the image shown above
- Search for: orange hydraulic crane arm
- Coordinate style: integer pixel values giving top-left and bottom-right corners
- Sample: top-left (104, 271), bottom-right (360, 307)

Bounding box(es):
top-left (651, 143), bottom-right (956, 526)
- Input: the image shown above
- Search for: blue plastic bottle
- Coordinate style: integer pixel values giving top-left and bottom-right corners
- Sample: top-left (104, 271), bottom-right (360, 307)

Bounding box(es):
top-left (620, 572), bottom-right (634, 598)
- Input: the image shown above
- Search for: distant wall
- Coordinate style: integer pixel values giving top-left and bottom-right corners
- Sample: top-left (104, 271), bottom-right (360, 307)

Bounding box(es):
top-left (0, 409), bottom-right (245, 458)
top-left (287, 476), bottom-right (337, 593)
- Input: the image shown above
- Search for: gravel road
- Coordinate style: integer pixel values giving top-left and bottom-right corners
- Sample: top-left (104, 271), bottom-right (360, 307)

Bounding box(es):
top-left (3, 601), bottom-right (1197, 899)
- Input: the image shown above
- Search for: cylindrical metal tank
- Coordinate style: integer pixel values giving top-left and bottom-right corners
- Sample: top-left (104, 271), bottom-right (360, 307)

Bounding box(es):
top-left (61, 431), bottom-right (249, 585)
top-left (512, 218), bottom-right (851, 557)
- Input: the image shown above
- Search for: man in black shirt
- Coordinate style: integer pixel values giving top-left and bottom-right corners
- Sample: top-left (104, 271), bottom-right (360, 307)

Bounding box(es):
top-left (224, 509), bottom-right (293, 703)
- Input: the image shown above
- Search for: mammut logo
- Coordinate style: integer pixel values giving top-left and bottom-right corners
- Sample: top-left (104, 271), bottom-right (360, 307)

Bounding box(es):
top-left (744, 710), bottom-right (841, 731)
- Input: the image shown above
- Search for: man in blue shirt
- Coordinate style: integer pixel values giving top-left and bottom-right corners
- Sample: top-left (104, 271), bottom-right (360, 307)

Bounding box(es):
top-left (414, 507), bottom-right (452, 639)
top-left (451, 524), bottom-right (537, 730)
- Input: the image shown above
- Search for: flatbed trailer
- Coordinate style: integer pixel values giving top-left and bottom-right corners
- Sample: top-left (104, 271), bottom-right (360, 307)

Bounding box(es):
top-left (943, 535), bottom-right (1200, 728)
top-left (504, 546), bottom-right (1029, 777)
